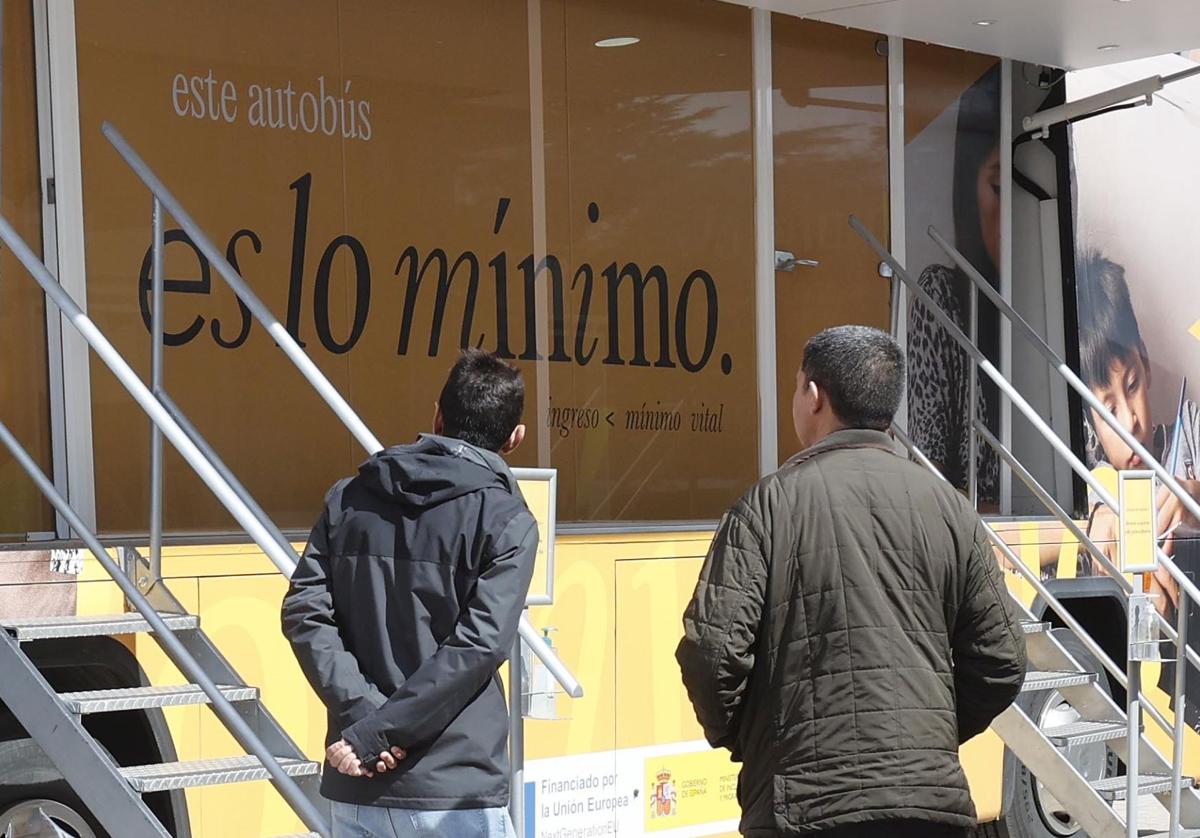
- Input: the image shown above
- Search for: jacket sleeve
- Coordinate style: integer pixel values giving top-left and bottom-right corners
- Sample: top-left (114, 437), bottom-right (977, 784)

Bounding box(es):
top-left (952, 524), bottom-right (1028, 742)
top-left (341, 512), bottom-right (538, 757)
top-left (676, 506), bottom-right (768, 754)
top-left (281, 505), bottom-right (387, 732)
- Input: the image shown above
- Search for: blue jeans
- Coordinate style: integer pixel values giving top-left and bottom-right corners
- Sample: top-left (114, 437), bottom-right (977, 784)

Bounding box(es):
top-left (330, 801), bottom-right (517, 838)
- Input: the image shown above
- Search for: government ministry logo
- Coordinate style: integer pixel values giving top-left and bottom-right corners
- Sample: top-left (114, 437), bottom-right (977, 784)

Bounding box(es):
top-left (649, 768), bottom-right (678, 819)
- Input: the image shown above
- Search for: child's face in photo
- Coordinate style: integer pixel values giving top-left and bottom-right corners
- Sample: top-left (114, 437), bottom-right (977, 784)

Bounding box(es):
top-left (1090, 351), bottom-right (1153, 470)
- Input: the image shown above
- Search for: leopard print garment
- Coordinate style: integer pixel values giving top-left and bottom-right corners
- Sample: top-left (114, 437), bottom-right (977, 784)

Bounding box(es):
top-left (907, 263), bottom-right (1000, 504)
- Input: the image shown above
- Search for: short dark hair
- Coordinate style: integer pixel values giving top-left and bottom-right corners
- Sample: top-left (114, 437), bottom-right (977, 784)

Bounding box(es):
top-left (801, 325), bottom-right (905, 430)
top-left (438, 349), bottom-right (525, 451)
top-left (1076, 251), bottom-right (1147, 389)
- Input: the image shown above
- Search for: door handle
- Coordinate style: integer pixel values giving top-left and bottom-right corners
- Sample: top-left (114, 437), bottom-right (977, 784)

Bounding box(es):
top-left (775, 250), bottom-right (819, 272)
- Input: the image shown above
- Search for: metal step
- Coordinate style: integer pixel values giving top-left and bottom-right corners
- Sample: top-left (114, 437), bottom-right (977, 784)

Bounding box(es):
top-left (1022, 670), bottom-right (1097, 693)
top-left (121, 756), bottom-right (319, 793)
top-left (271, 834), bottom-right (321, 838)
top-left (60, 684), bottom-right (258, 714)
top-left (1091, 774), bottom-right (1195, 801)
top-left (1021, 621), bottom-right (1051, 634)
top-left (1, 613), bottom-right (199, 641)
top-left (1043, 720), bottom-right (1128, 746)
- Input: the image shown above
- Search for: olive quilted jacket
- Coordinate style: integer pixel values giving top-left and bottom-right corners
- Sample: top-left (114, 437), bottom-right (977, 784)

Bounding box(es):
top-left (677, 429), bottom-right (1026, 835)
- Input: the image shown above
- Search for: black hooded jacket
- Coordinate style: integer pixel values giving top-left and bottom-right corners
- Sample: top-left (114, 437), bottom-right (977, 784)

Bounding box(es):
top-left (282, 434), bottom-right (538, 809)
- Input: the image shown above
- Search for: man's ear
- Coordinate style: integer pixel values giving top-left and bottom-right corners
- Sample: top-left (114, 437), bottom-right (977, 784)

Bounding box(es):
top-left (432, 402), bottom-right (444, 435)
top-left (808, 379), bottom-right (824, 414)
top-left (501, 423), bottom-right (527, 455)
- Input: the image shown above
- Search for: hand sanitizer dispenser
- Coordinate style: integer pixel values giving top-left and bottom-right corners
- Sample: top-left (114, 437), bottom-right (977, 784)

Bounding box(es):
top-left (1129, 592), bottom-right (1161, 662)
top-left (523, 627), bottom-right (560, 720)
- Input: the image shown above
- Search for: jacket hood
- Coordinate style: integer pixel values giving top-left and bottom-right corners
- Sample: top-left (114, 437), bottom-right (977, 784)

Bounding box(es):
top-left (357, 434), bottom-right (517, 508)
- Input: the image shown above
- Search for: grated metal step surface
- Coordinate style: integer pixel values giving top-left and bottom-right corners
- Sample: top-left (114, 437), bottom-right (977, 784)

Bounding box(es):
top-left (1, 613), bottom-right (199, 641)
top-left (1021, 621), bottom-right (1051, 634)
top-left (1091, 774), bottom-right (1195, 801)
top-left (271, 834), bottom-right (321, 838)
top-left (121, 756), bottom-right (319, 793)
top-left (1021, 670), bottom-right (1096, 693)
top-left (60, 684), bottom-right (258, 714)
top-left (1043, 720), bottom-right (1128, 746)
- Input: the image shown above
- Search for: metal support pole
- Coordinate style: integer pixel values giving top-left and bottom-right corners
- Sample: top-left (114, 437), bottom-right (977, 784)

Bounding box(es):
top-left (751, 8), bottom-right (778, 477)
top-left (969, 283), bottom-right (979, 509)
top-left (1000, 59), bottom-right (1013, 516)
top-left (1128, 640), bottom-right (1141, 838)
top-left (0, 420), bottom-right (329, 838)
top-left (1171, 589), bottom-right (1188, 838)
top-left (148, 197), bottom-right (164, 589)
top-left (509, 635), bottom-right (525, 836)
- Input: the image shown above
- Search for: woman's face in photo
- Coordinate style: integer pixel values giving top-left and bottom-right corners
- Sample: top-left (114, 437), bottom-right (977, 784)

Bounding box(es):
top-left (977, 145), bottom-right (1001, 270)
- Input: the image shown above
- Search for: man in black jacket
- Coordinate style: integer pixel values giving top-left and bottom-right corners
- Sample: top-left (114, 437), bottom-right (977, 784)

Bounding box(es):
top-left (677, 326), bottom-right (1026, 837)
top-left (283, 349), bottom-right (537, 838)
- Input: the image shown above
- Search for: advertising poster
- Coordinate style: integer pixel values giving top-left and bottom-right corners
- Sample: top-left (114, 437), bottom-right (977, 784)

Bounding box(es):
top-left (523, 742), bottom-right (738, 838)
top-left (904, 48), bottom-right (1003, 511)
top-left (1069, 53), bottom-right (1200, 724)
top-left (72, 0), bottom-right (758, 533)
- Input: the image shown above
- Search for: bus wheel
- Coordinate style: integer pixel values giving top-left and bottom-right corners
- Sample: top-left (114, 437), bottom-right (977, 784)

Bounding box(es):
top-left (989, 629), bottom-right (1119, 838)
top-left (0, 797), bottom-right (99, 838)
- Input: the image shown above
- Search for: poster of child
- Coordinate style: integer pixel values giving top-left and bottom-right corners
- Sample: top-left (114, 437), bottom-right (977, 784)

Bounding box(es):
top-left (1070, 51), bottom-right (1200, 725)
top-left (1074, 252), bottom-right (1200, 597)
top-left (1071, 53), bottom-right (1200, 586)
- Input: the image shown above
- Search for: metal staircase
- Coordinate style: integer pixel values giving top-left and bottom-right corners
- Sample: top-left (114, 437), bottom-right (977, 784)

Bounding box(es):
top-left (0, 424), bottom-right (325, 838)
top-left (0, 119), bottom-right (333, 833)
top-left (858, 216), bottom-right (1200, 837)
top-left (898, 421), bottom-right (1200, 838)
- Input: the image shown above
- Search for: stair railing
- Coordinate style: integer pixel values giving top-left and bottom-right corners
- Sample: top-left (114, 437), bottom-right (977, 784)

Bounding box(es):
top-left (102, 120), bottom-right (583, 836)
top-left (894, 422), bottom-right (1173, 730)
top-left (0, 213), bottom-right (329, 834)
top-left (855, 215), bottom-right (1195, 838)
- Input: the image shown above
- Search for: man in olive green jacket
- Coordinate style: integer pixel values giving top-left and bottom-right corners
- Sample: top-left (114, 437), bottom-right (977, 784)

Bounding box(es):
top-left (678, 326), bottom-right (1026, 838)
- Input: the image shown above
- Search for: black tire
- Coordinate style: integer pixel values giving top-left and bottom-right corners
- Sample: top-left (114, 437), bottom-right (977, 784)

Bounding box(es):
top-left (0, 638), bottom-right (187, 837)
top-left (0, 790), bottom-right (105, 838)
top-left (0, 739), bottom-right (108, 838)
top-left (982, 629), bottom-right (1119, 838)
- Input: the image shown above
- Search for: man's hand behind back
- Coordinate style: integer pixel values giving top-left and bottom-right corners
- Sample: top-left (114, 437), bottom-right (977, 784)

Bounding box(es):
top-left (326, 739), bottom-right (407, 778)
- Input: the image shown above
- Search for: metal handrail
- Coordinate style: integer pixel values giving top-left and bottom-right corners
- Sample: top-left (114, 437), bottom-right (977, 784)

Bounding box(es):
top-left (894, 425), bottom-right (1175, 735)
top-left (0, 419), bottom-right (329, 837)
top-left (978, 419), bottom-right (1200, 679)
top-left (862, 215), bottom-right (1194, 835)
top-left (852, 214), bottom-right (1200, 616)
top-left (900, 422), bottom-right (1187, 838)
top-left (0, 216), bottom-right (327, 834)
top-left (924, 223), bottom-right (1200, 610)
top-left (102, 122), bottom-right (382, 455)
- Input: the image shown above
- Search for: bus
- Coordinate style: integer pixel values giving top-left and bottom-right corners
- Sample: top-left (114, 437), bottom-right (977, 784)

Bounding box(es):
top-left (3, 1), bottom-right (1200, 836)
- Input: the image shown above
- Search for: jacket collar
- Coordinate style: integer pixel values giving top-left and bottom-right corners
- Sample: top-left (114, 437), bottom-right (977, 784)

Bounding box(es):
top-left (783, 428), bottom-right (896, 467)
top-left (414, 433), bottom-right (519, 494)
